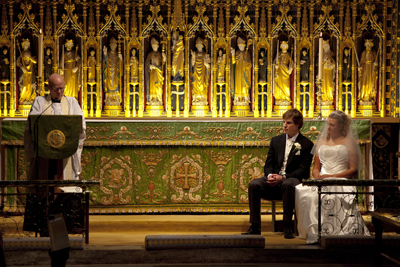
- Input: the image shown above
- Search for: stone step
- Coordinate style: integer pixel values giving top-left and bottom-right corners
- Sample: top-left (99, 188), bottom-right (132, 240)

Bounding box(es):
top-left (88, 214), bottom-right (278, 233)
top-left (145, 234), bottom-right (266, 249)
top-left (3, 237), bottom-right (84, 251)
top-left (4, 245), bottom-right (396, 266)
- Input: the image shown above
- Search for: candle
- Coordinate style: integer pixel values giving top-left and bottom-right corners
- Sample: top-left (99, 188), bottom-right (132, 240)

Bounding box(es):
top-left (318, 32), bottom-right (323, 80)
top-left (62, 42), bottom-right (64, 73)
top-left (38, 29), bottom-right (43, 77)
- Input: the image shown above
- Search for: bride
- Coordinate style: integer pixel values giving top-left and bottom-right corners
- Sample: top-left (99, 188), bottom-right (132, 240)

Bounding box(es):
top-left (295, 110), bottom-right (370, 244)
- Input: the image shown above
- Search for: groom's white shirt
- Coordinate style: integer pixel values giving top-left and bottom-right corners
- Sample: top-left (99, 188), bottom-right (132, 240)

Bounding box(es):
top-left (267, 132), bottom-right (299, 178)
top-left (279, 133), bottom-right (299, 176)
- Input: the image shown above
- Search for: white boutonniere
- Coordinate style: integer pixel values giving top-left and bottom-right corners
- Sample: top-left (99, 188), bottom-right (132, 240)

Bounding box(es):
top-left (293, 142), bottom-right (302, 155)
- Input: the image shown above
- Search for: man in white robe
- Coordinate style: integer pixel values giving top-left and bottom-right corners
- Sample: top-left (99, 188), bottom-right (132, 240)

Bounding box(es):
top-left (24, 74), bottom-right (86, 191)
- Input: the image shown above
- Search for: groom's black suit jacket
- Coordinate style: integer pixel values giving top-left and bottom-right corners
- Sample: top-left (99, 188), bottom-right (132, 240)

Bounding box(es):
top-left (264, 133), bottom-right (314, 181)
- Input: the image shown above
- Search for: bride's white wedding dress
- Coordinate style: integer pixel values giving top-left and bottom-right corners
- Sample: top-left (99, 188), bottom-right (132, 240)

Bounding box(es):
top-left (295, 144), bottom-right (370, 244)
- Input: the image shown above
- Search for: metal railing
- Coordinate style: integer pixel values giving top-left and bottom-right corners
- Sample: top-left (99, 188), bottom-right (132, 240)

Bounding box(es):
top-left (301, 179), bottom-right (400, 241)
top-left (0, 180), bottom-right (99, 244)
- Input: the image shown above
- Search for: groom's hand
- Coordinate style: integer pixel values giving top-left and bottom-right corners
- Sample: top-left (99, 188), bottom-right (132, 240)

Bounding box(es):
top-left (266, 174), bottom-right (283, 187)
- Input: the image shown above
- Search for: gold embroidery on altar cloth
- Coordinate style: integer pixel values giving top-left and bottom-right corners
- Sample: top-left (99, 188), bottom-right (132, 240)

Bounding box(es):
top-left (86, 126), bottom-right (117, 140)
top-left (169, 156), bottom-right (207, 204)
top-left (206, 150), bottom-right (237, 166)
top-left (134, 150), bottom-right (168, 204)
top-left (99, 156), bottom-right (139, 205)
top-left (206, 150), bottom-right (238, 203)
top-left (231, 154), bottom-right (267, 203)
top-left (135, 150), bottom-right (167, 166)
top-left (137, 126), bottom-right (174, 140)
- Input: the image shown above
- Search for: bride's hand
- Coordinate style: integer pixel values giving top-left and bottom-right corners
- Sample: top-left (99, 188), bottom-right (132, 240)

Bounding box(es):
top-left (319, 174), bottom-right (336, 179)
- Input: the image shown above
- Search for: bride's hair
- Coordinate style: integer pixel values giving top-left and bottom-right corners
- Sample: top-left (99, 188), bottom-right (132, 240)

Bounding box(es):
top-left (328, 110), bottom-right (351, 137)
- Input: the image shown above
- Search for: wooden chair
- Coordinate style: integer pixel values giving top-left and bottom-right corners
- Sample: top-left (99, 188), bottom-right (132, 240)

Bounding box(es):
top-left (269, 200), bottom-right (297, 233)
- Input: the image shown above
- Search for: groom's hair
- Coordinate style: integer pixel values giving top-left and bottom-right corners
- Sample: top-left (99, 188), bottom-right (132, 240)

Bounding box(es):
top-left (283, 109), bottom-right (303, 129)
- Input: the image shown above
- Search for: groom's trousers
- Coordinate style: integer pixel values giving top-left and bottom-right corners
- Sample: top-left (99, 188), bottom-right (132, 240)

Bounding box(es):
top-left (248, 177), bottom-right (300, 225)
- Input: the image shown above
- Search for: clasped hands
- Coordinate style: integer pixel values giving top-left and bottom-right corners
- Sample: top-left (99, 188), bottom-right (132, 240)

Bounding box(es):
top-left (265, 174), bottom-right (284, 187)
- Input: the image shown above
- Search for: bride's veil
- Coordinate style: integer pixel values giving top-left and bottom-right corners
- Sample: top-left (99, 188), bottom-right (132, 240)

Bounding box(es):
top-left (311, 110), bottom-right (363, 171)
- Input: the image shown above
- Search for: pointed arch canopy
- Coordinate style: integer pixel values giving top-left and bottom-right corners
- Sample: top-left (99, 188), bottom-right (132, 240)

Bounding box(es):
top-left (56, 4), bottom-right (84, 37)
top-left (13, 2), bottom-right (40, 36)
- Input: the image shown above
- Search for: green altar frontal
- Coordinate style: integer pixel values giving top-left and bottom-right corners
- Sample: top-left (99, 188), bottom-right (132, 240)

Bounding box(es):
top-left (1, 119), bottom-right (370, 214)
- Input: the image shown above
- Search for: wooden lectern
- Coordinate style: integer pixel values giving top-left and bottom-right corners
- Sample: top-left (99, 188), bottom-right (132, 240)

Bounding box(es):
top-left (23, 115), bottom-right (82, 236)
top-left (29, 114), bottom-right (82, 180)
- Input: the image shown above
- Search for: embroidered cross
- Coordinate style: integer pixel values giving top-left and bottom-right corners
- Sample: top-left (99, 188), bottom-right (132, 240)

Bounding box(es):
top-left (176, 162), bottom-right (197, 190)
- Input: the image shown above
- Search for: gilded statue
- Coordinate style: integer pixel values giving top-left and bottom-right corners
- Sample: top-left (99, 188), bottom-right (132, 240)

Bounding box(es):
top-left (319, 40), bottom-right (335, 104)
top-left (216, 49), bottom-right (226, 83)
top-left (44, 48), bottom-right (53, 82)
top-left (0, 46), bottom-right (10, 81)
top-left (190, 37), bottom-right (211, 106)
top-left (171, 31), bottom-right (184, 82)
top-left (17, 39), bottom-right (37, 104)
top-left (87, 49), bottom-right (96, 83)
top-left (273, 41), bottom-right (294, 105)
top-left (59, 39), bottom-right (82, 99)
top-left (129, 48), bottom-right (139, 83)
top-left (358, 40), bottom-right (378, 104)
top-left (103, 37), bottom-right (123, 105)
top-left (258, 50), bottom-right (267, 83)
top-left (300, 48), bottom-right (309, 83)
top-left (230, 36), bottom-right (252, 105)
top-left (145, 38), bottom-right (166, 105)
top-left (342, 48), bottom-right (351, 83)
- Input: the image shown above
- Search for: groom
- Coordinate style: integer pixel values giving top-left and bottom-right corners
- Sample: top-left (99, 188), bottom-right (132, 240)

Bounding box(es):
top-left (243, 109), bottom-right (314, 238)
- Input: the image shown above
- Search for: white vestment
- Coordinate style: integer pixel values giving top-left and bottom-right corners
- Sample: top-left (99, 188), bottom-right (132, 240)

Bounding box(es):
top-left (24, 95), bottom-right (86, 182)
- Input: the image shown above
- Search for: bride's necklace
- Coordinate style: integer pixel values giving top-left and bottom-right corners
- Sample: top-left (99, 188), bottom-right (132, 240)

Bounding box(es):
top-left (330, 135), bottom-right (344, 144)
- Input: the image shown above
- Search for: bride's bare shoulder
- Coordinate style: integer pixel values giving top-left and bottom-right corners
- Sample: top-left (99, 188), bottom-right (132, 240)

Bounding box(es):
top-left (342, 136), bottom-right (357, 146)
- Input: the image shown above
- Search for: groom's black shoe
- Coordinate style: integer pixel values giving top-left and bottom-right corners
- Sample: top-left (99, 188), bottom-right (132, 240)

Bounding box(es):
top-left (242, 224), bottom-right (261, 235)
top-left (284, 227), bottom-right (294, 239)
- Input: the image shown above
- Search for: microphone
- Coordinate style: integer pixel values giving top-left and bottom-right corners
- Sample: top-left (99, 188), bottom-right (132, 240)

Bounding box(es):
top-left (33, 100), bottom-right (53, 180)
top-left (33, 101), bottom-right (53, 149)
